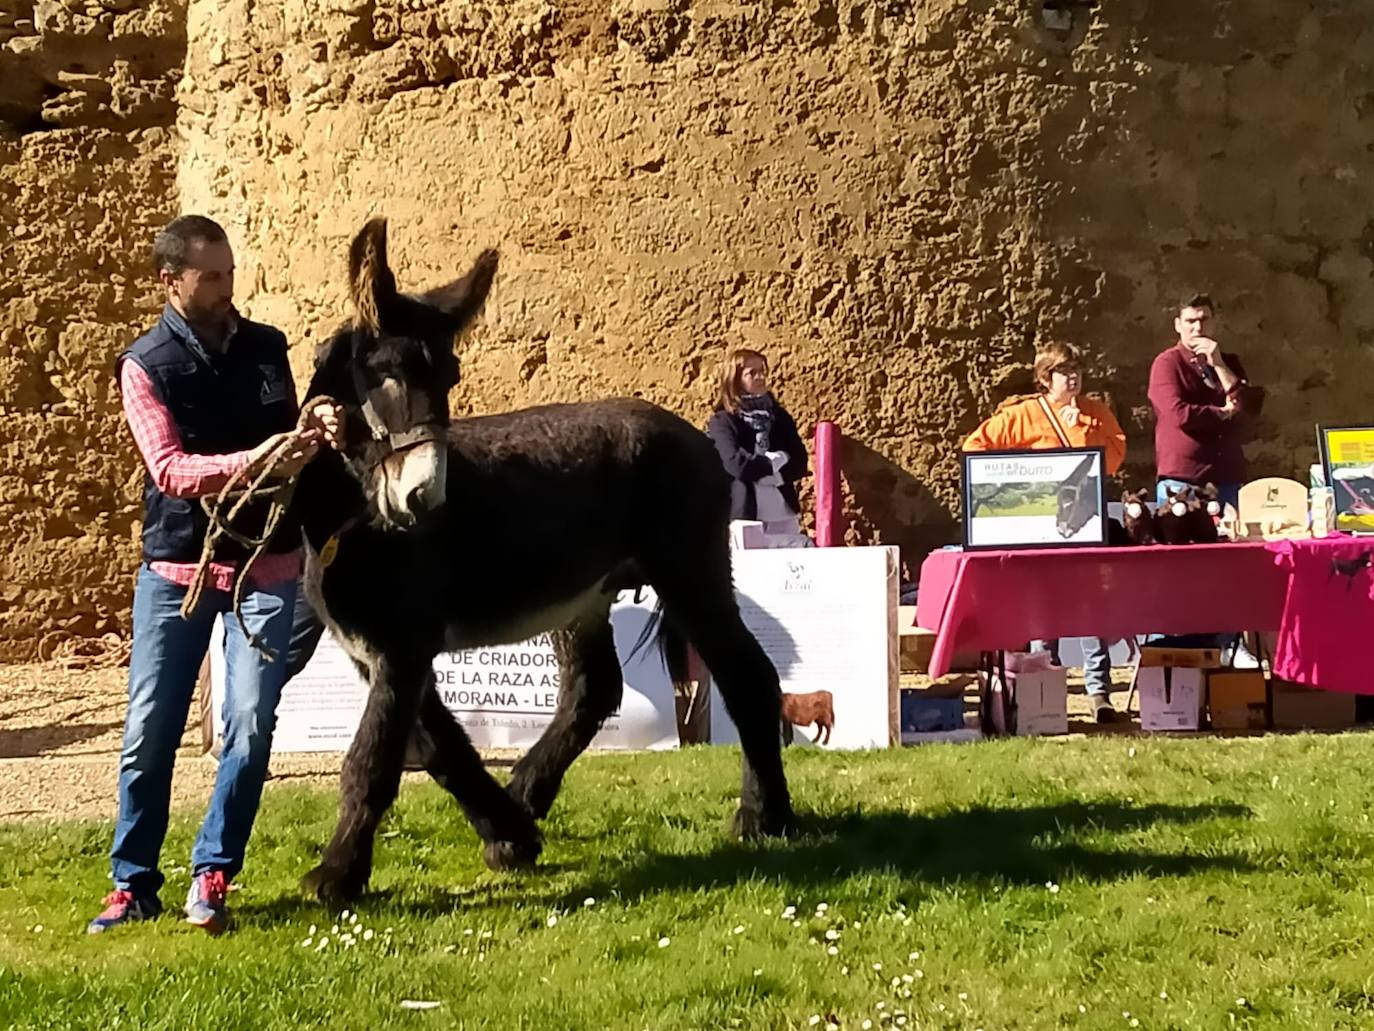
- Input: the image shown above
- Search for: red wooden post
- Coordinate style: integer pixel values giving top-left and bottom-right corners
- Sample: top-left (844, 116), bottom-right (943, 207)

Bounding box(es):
top-left (814, 420), bottom-right (843, 547)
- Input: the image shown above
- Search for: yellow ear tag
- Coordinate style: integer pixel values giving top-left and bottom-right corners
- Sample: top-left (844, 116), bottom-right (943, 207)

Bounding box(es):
top-left (319, 535), bottom-right (340, 569)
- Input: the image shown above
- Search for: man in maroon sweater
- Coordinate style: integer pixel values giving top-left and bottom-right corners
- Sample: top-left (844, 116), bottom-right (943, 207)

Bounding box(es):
top-left (1147, 292), bottom-right (1260, 513)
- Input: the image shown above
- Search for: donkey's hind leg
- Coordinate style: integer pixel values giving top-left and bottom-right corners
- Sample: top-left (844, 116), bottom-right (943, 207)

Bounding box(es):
top-left (650, 565), bottom-right (794, 839)
top-left (302, 651), bottom-right (425, 905)
top-left (506, 614), bottom-right (623, 824)
top-left (409, 676), bottom-right (543, 873)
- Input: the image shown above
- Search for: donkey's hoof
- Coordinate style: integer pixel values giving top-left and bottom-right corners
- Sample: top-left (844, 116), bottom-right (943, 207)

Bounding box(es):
top-left (483, 836), bottom-right (542, 873)
top-left (732, 804), bottom-right (796, 840)
top-left (302, 863), bottom-right (368, 905)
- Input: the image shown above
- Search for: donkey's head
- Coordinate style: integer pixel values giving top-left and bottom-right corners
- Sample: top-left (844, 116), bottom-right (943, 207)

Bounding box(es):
top-left (308, 218), bottom-right (497, 529)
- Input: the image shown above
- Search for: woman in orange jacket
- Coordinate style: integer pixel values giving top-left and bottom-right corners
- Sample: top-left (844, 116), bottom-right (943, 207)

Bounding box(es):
top-left (963, 341), bottom-right (1125, 474)
top-left (962, 341), bottom-right (1127, 722)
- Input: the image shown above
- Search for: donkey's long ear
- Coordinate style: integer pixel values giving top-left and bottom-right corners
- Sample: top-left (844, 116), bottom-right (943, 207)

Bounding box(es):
top-left (421, 248), bottom-right (498, 335)
top-left (349, 218), bottom-right (399, 335)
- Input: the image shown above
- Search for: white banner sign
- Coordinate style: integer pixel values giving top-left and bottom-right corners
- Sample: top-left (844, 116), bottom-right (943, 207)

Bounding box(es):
top-left (710, 546), bottom-right (899, 750)
top-left (208, 590), bottom-right (679, 754)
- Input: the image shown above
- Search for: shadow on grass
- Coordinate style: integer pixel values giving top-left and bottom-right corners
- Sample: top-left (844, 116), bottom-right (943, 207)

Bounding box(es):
top-left (238, 799), bottom-right (1254, 922)
top-left (557, 800), bottom-right (1256, 906)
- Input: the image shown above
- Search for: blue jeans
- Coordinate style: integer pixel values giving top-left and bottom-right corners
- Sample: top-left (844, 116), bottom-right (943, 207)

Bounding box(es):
top-left (109, 565), bottom-right (297, 895)
top-left (1030, 638), bottom-right (1111, 698)
top-left (284, 581), bottom-right (326, 682)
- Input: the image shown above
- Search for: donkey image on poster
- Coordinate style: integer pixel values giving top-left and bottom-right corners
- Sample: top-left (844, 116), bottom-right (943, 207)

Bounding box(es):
top-left (289, 219), bottom-right (795, 904)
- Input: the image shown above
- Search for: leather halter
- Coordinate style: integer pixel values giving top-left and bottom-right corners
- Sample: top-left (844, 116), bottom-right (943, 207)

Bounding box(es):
top-left (350, 361), bottom-right (446, 451)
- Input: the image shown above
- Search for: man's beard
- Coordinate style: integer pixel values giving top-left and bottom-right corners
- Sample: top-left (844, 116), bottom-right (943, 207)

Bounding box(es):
top-left (183, 297), bottom-right (232, 328)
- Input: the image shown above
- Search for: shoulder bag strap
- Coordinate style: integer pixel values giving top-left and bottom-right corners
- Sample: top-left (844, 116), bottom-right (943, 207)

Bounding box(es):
top-left (1037, 395), bottom-right (1072, 448)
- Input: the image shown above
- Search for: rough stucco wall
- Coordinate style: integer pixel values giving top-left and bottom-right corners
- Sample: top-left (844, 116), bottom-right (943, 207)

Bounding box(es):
top-left (176, 0), bottom-right (1374, 580)
top-left (6, 0), bottom-right (1374, 654)
top-left (0, 0), bottom-right (184, 659)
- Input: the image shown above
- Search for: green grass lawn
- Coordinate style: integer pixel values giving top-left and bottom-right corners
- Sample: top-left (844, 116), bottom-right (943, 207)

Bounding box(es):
top-left (6, 736), bottom-right (1374, 1030)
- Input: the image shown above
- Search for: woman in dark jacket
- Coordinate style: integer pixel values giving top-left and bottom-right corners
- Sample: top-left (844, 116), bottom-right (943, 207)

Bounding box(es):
top-left (705, 347), bottom-right (812, 545)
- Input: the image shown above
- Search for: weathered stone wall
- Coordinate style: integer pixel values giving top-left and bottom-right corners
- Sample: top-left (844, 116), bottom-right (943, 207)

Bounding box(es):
top-left (0, 0), bottom-right (185, 659)
top-left (178, 0), bottom-right (1374, 573)
top-left (5, 0), bottom-right (1374, 654)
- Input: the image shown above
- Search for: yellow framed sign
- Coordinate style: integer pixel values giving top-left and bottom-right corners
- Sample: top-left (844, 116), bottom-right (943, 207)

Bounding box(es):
top-left (1317, 425), bottom-right (1374, 534)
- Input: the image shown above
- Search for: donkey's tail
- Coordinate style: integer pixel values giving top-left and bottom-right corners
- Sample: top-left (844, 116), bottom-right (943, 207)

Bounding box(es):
top-left (627, 600), bottom-right (692, 683)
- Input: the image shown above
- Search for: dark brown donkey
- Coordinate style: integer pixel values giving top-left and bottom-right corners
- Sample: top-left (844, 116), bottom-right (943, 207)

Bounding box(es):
top-left (291, 219), bottom-right (795, 904)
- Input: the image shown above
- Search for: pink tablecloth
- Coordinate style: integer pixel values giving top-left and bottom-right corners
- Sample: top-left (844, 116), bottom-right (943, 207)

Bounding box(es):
top-left (1268, 537), bottom-right (1374, 693)
top-left (914, 537), bottom-right (1365, 683)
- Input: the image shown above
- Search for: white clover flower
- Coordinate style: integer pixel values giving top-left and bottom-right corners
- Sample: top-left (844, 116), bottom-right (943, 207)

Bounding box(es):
top-left (658, 936), bottom-right (671, 948)
top-left (828, 946), bottom-right (839, 956)
top-left (546, 914), bottom-right (558, 927)
top-left (808, 1016), bottom-right (821, 1026)
top-left (825, 929), bottom-right (840, 941)
top-left (584, 897), bottom-right (596, 907)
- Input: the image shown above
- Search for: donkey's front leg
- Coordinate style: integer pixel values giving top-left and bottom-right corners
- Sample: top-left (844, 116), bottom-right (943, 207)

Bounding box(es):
top-left (410, 676), bottom-right (543, 872)
top-left (303, 653), bottom-right (425, 905)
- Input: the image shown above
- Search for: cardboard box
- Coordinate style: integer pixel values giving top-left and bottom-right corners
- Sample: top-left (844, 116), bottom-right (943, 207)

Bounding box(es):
top-left (728, 520), bottom-right (768, 549)
top-left (899, 627), bottom-right (936, 673)
top-left (985, 666), bottom-right (1068, 736)
top-left (1138, 647), bottom-right (1223, 669)
top-left (900, 691), bottom-right (965, 733)
top-left (1138, 667), bottom-right (1204, 731)
top-left (1271, 679), bottom-right (1356, 730)
top-left (1208, 671), bottom-right (1268, 730)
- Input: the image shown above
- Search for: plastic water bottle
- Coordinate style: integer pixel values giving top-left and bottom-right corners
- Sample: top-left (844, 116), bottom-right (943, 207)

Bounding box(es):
top-left (1310, 486), bottom-right (1335, 538)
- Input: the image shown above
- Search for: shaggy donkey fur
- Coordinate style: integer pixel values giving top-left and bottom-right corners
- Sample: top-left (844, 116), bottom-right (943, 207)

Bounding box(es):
top-left (292, 220), bottom-right (795, 904)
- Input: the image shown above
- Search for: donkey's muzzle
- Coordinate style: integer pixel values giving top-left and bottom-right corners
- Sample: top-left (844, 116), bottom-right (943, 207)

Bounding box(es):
top-left (379, 440), bottom-right (447, 527)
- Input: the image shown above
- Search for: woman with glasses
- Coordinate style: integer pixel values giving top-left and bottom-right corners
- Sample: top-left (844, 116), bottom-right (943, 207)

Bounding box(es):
top-left (962, 341), bottom-right (1127, 722)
